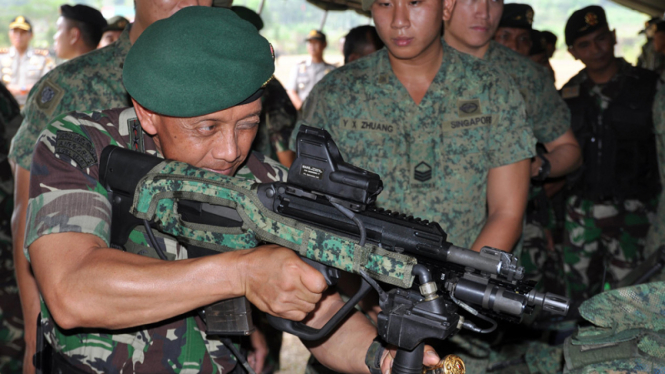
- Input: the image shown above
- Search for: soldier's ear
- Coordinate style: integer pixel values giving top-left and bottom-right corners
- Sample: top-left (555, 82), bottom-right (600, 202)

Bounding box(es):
top-left (132, 99), bottom-right (158, 136)
top-left (69, 26), bottom-right (81, 46)
top-left (443, 0), bottom-right (455, 22)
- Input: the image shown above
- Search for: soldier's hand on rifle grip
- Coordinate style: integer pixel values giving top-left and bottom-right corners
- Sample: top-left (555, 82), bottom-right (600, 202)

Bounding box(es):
top-left (379, 345), bottom-right (440, 373)
top-left (239, 244), bottom-right (328, 321)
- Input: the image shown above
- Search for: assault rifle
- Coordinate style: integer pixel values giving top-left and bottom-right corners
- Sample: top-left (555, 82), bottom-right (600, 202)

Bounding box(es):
top-left (99, 126), bottom-right (570, 374)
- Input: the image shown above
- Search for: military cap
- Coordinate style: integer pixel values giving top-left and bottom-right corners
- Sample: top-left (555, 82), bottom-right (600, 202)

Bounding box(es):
top-left (305, 29), bottom-right (326, 43)
top-left (123, 6), bottom-right (274, 117)
top-left (565, 6), bottom-right (608, 46)
top-left (499, 4), bottom-right (534, 30)
top-left (103, 15), bottom-right (129, 32)
top-left (60, 4), bottom-right (108, 30)
top-left (529, 30), bottom-right (547, 56)
top-left (9, 16), bottom-right (32, 32)
top-left (231, 6), bottom-right (263, 31)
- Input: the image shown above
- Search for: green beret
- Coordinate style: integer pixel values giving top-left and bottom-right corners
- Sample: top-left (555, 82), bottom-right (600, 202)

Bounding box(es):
top-left (499, 4), bottom-right (534, 30)
top-left (123, 6), bottom-right (274, 117)
top-left (231, 6), bottom-right (264, 31)
top-left (565, 6), bottom-right (608, 46)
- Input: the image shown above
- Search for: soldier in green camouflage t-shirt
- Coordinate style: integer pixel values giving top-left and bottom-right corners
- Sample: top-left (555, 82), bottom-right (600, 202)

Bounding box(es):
top-left (291, 0), bottom-right (536, 252)
top-left (442, 1), bottom-right (581, 291)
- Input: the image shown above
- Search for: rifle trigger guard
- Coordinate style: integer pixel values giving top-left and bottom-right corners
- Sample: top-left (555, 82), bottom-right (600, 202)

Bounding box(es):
top-left (266, 276), bottom-right (373, 341)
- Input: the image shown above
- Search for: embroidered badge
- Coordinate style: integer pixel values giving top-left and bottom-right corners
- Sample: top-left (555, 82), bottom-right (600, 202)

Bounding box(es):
top-left (585, 12), bottom-right (598, 27)
top-left (526, 9), bottom-right (534, 25)
top-left (40, 86), bottom-right (55, 104)
top-left (414, 162), bottom-right (432, 182)
top-left (457, 99), bottom-right (481, 117)
top-left (54, 131), bottom-right (98, 169)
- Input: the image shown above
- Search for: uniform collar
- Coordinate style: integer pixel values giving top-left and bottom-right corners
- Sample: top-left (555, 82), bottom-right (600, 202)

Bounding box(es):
top-left (113, 26), bottom-right (132, 62)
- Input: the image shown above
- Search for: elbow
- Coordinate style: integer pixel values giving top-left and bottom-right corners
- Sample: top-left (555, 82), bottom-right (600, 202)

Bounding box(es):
top-left (41, 284), bottom-right (89, 330)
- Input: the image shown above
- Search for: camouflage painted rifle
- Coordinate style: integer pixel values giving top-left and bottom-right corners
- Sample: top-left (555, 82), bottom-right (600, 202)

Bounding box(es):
top-left (99, 126), bottom-right (569, 374)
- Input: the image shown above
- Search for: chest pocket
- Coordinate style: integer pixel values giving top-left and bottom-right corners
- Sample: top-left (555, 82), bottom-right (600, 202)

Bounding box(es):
top-left (337, 118), bottom-right (403, 201)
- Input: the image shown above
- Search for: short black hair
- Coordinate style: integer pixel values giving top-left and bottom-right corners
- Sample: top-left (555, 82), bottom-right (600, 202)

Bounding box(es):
top-left (343, 25), bottom-right (384, 64)
top-left (65, 17), bottom-right (103, 49)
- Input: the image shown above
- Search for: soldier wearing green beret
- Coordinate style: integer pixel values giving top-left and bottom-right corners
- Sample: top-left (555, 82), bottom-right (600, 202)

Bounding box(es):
top-left (443, 0), bottom-right (580, 294)
top-left (23, 7), bottom-right (440, 373)
top-left (494, 3), bottom-right (534, 56)
top-left (8, 1), bottom-right (212, 372)
top-left (98, 15), bottom-right (130, 48)
top-left (561, 5), bottom-right (662, 301)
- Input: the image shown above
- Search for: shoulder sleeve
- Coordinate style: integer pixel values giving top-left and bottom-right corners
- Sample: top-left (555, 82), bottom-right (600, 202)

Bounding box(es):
top-left (487, 72), bottom-right (536, 168)
top-left (24, 113), bottom-right (111, 250)
top-left (285, 64), bottom-right (300, 91)
top-left (530, 70), bottom-right (571, 144)
top-left (9, 75), bottom-right (66, 170)
top-left (288, 77), bottom-right (335, 151)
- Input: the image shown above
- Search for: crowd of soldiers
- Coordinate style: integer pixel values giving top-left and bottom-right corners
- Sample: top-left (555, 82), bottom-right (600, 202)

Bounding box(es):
top-left (0, 0), bottom-right (664, 373)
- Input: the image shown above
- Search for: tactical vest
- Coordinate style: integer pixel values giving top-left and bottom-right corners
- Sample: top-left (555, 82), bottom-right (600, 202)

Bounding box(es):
top-left (564, 67), bottom-right (661, 201)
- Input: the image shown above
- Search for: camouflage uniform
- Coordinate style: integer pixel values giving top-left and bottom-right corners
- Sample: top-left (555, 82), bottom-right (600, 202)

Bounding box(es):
top-left (24, 107), bottom-right (289, 373)
top-left (562, 282), bottom-right (665, 373)
top-left (8, 27), bottom-right (132, 170)
top-left (561, 59), bottom-right (661, 301)
top-left (251, 78), bottom-right (297, 161)
top-left (0, 82), bottom-right (22, 373)
top-left (290, 41), bottom-right (535, 249)
top-left (483, 41), bottom-right (570, 291)
top-left (645, 87), bottom-right (665, 257)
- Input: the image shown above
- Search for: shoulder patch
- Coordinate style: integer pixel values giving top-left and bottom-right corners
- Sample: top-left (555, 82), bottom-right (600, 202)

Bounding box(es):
top-left (35, 80), bottom-right (65, 117)
top-left (561, 85), bottom-right (580, 99)
top-left (54, 131), bottom-right (98, 169)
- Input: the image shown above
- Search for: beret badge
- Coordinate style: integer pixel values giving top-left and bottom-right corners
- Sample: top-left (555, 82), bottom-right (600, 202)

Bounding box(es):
top-left (526, 10), bottom-right (534, 25)
top-left (585, 13), bottom-right (599, 27)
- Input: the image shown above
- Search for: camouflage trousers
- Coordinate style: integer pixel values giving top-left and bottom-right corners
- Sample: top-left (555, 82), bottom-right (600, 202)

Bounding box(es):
top-left (520, 220), bottom-right (566, 295)
top-left (0, 237), bottom-right (24, 374)
top-left (562, 196), bottom-right (657, 301)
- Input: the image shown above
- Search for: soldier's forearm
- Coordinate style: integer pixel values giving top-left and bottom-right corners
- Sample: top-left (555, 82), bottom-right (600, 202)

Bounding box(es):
top-left (543, 129), bottom-right (582, 178)
top-left (28, 233), bottom-right (248, 330)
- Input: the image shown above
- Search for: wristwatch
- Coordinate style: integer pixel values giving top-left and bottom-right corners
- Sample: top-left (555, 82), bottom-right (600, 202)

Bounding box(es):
top-left (533, 154), bottom-right (551, 181)
top-left (365, 336), bottom-right (386, 374)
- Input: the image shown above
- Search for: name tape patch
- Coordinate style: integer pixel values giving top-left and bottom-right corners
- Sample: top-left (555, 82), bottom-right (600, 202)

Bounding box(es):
top-left (340, 118), bottom-right (395, 134)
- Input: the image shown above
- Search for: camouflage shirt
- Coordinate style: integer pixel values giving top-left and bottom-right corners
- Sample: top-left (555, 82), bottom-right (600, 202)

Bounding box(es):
top-left (252, 78), bottom-right (298, 160)
top-left (483, 41), bottom-right (570, 144)
top-left (24, 107), bottom-right (288, 373)
top-left (646, 86), bottom-right (665, 255)
top-left (9, 28), bottom-right (132, 170)
top-left (290, 41), bottom-right (535, 248)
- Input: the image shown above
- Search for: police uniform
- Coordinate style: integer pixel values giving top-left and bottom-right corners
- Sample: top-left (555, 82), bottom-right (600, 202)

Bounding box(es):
top-left (289, 41), bottom-right (535, 248)
top-left (8, 26), bottom-right (132, 171)
top-left (285, 30), bottom-right (336, 103)
top-left (1, 17), bottom-right (55, 106)
top-left (561, 6), bottom-right (661, 301)
top-left (24, 8), bottom-right (288, 373)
